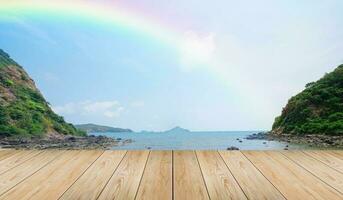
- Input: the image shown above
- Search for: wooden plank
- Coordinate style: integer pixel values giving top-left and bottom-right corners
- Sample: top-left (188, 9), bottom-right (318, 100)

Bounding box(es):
top-left (0, 150), bottom-right (18, 161)
top-left (328, 151), bottom-right (343, 160)
top-left (219, 151), bottom-right (285, 200)
top-left (196, 151), bottom-right (247, 200)
top-left (136, 151), bottom-right (172, 200)
top-left (244, 151), bottom-right (343, 200)
top-left (0, 150), bottom-right (14, 158)
top-left (0, 150), bottom-right (41, 174)
top-left (0, 150), bottom-right (341, 199)
top-left (0, 150), bottom-right (64, 196)
top-left (97, 150), bottom-right (150, 200)
top-left (0, 150), bottom-right (103, 200)
top-left (283, 151), bottom-right (343, 193)
top-left (60, 150), bottom-right (127, 200)
top-left (304, 151), bottom-right (343, 173)
top-left (173, 151), bottom-right (209, 200)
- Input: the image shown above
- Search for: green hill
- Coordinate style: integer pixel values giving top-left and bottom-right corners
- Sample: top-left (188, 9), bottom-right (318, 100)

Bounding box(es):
top-left (0, 49), bottom-right (85, 137)
top-left (272, 64), bottom-right (343, 135)
top-left (75, 123), bottom-right (133, 133)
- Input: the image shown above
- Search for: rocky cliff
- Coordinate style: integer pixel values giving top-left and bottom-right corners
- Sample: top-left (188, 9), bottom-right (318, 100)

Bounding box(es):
top-left (0, 49), bottom-right (85, 137)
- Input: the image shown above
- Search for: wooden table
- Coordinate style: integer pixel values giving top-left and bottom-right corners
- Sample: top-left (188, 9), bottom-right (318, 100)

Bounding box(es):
top-left (0, 150), bottom-right (342, 199)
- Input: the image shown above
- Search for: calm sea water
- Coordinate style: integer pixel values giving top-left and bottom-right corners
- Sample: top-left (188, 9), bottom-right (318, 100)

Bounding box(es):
top-left (92, 130), bottom-right (311, 150)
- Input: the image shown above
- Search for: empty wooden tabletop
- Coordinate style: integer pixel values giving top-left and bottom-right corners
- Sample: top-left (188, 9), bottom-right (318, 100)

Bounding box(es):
top-left (0, 150), bottom-right (342, 200)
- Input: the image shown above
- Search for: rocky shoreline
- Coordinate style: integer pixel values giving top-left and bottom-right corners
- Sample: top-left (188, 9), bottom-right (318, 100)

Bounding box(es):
top-left (246, 132), bottom-right (343, 149)
top-left (0, 135), bottom-right (132, 150)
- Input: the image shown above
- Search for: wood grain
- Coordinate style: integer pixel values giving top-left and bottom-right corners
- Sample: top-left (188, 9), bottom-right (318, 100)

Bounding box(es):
top-left (0, 150), bottom-right (102, 200)
top-left (60, 150), bottom-right (126, 200)
top-left (136, 151), bottom-right (172, 200)
top-left (196, 151), bottom-right (247, 200)
top-left (244, 151), bottom-right (343, 200)
top-left (328, 151), bottom-right (343, 160)
top-left (0, 150), bottom-right (341, 199)
top-left (0, 150), bottom-right (41, 174)
top-left (219, 151), bottom-right (285, 200)
top-left (304, 151), bottom-right (343, 173)
top-left (173, 151), bottom-right (209, 200)
top-left (283, 151), bottom-right (343, 193)
top-left (0, 150), bottom-right (64, 196)
top-left (97, 150), bottom-right (150, 200)
top-left (0, 150), bottom-right (18, 161)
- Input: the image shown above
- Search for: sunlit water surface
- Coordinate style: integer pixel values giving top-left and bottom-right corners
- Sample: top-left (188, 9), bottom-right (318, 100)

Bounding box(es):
top-left (92, 131), bottom-right (312, 150)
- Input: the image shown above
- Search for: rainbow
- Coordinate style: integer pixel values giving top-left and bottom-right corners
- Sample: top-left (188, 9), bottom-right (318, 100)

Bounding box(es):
top-left (0, 0), bottom-right (182, 47)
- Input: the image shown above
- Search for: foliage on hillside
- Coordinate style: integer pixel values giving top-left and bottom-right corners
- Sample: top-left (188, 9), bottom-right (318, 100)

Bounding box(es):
top-left (0, 49), bottom-right (85, 137)
top-left (272, 64), bottom-right (343, 135)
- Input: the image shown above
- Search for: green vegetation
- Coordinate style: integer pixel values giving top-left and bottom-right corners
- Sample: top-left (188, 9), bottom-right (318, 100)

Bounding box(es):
top-left (0, 49), bottom-right (85, 137)
top-left (75, 123), bottom-right (133, 133)
top-left (272, 64), bottom-right (343, 135)
top-left (0, 50), bottom-right (18, 68)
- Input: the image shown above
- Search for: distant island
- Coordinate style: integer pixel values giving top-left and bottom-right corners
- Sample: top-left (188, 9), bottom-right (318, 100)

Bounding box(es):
top-left (138, 126), bottom-right (190, 134)
top-left (75, 123), bottom-right (133, 133)
top-left (164, 126), bottom-right (191, 133)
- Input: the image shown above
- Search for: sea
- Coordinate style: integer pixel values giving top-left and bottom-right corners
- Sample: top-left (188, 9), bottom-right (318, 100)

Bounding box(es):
top-left (91, 130), bottom-right (312, 150)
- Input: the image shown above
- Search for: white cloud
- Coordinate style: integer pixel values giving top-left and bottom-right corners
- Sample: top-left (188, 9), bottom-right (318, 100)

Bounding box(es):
top-left (52, 100), bottom-right (124, 119)
top-left (179, 31), bottom-right (216, 71)
top-left (104, 108), bottom-right (123, 118)
top-left (83, 101), bottom-right (120, 112)
top-left (52, 102), bottom-right (77, 115)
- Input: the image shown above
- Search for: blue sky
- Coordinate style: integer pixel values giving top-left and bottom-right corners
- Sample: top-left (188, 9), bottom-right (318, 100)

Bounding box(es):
top-left (0, 0), bottom-right (343, 131)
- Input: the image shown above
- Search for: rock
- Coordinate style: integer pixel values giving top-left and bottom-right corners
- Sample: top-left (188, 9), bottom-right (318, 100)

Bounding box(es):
top-left (67, 137), bottom-right (76, 142)
top-left (267, 133), bottom-right (343, 148)
top-left (284, 147), bottom-right (288, 150)
top-left (19, 139), bottom-right (28, 144)
top-left (227, 146), bottom-right (239, 150)
top-left (0, 141), bottom-right (9, 145)
top-left (245, 132), bottom-right (268, 140)
top-left (0, 135), bottom-right (123, 150)
top-left (324, 140), bottom-right (334, 145)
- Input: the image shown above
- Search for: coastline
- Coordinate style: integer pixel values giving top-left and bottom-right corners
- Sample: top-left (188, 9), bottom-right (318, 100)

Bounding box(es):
top-left (246, 132), bottom-right (343, 149)
top-left (0, 135), bottom-right (132, 150)
top-left (2, 131), bottom-right (342, 150)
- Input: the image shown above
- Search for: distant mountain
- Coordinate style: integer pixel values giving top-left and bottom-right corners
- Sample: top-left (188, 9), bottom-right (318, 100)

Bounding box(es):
top-left (272, 64), bottom-right (343, 135)
top-left (164, 126), bottom-right (190, 133)
top-left (75, 123), bottom-right (133, 133)
top-left (0, 49), bottom-right (85, 137)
